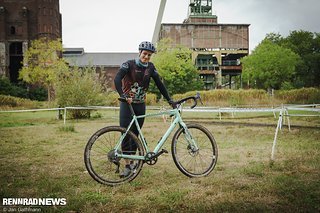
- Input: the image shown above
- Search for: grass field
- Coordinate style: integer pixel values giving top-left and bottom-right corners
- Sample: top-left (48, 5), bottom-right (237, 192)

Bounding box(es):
top-left (0, 109), bottom-right (320, 212)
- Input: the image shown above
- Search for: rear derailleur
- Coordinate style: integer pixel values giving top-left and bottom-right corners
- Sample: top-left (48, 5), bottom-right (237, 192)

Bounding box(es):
top-left (107, 149), bottom-right (121, 173)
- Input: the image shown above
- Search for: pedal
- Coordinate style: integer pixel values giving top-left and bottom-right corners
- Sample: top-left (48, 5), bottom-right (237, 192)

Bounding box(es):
top-left (153, 149), bottom-right (168, 158)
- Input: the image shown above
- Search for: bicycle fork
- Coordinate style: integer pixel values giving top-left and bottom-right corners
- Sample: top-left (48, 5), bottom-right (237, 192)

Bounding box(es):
top-left (179, 123), bottom-right (199, 153)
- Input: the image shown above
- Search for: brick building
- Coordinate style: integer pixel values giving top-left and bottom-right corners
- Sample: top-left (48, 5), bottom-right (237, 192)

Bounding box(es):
top-left (159, 0), bottom-right (250, 89)
top-left (0, 0), bottom-right (249, 91)
top-left (0, 0), bottom-right (62, 83)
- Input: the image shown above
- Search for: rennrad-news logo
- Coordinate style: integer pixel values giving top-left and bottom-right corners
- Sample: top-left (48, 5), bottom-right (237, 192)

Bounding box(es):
top-left (2, 198), bottom-right (67, 206)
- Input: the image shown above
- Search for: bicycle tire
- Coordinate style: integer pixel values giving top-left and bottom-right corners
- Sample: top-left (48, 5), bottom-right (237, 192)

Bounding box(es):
top-left (171, 123), bottom-right (218, 177)
top-left (84, 126), bottom-right (145, 186)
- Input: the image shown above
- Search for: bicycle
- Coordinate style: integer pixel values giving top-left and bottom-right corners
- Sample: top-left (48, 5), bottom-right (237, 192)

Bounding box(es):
top-left (84, 93), bottom-right (218, 186)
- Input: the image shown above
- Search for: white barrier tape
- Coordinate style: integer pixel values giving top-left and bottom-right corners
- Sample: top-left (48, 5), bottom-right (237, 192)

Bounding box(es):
top-left (65, 106), bottom-right (119, 110)
top-left (1, 105), bottom-right (318, 116)
top-left (286, 114), bottom-right (320, 117)
top-left (183, 108), bottom-right (281, 113)
top-left (286, 107), bottom-right (320, 112)
top-left (284, 104), bottom-right (320, 108)
top-left (0, 108), bottom-right (64, 113)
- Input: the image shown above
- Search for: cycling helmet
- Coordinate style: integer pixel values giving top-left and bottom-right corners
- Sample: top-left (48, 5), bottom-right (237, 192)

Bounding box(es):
top-left (138, 41), bottom-right (156, 53)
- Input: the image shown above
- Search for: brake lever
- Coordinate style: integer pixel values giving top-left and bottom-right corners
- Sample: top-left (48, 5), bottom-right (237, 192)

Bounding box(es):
top-left (199, 96), bottom-right (204, 105)
top-left (194, 92), bottom-right (203, 106)
top-left (190, 98), bottom-right (197, 109)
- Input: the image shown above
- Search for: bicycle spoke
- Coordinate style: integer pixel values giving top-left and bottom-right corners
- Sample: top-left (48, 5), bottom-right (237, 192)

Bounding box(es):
top-left (84, 126), bottom-right (145, 186)
top-left (172, 124), bottom-right (218, 177)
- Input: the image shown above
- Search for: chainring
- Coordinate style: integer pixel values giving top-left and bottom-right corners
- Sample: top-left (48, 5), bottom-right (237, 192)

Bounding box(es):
top-left (145, 152), bottom-right (158, 165)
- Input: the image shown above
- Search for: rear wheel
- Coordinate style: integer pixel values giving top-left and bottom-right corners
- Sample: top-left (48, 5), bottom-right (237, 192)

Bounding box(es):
top-left (171, 123), bottom-right (218, 177)
top-left (84, 126), bottom-right (145, 186)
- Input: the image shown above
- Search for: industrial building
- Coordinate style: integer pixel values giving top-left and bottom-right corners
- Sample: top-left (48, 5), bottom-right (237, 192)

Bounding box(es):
top-left (0, 0), bottom-right (249, 91)
top-left (0, 0), bottom-right (62, 83)
top-left (158, 0), bottom-right (250, 89)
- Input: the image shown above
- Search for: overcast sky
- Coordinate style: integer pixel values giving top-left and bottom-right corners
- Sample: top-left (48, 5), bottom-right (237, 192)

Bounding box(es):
top-left (60, 0), bottom-right (320, 53)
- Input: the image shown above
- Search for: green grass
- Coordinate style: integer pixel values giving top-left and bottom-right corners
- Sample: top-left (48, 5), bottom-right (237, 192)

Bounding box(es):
top-left (0, 109), bottom-right (319, 212)
top-left (58, 124), bottom-right (76, 132)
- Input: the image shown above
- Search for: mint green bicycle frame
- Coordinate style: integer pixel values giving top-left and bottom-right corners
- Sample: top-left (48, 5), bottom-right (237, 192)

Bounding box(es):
top-left (114, 107), bottom-right (198, 160)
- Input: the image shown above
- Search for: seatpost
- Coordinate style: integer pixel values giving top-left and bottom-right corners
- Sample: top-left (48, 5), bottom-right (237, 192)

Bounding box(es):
top-left (128, 103), bottom-right (135, 116)
top-left (118, 97), bottom-right (136, 116)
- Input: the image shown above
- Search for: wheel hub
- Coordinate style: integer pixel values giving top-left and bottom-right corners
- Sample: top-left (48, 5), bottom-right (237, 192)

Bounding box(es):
top-left (187, 144), bottom-right (199, 157)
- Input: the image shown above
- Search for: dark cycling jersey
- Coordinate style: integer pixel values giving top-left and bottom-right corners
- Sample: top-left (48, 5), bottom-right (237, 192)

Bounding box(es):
top-left (114, 59), bottom-right (171, 103)
top-left (114, 59), bottom-right (172, 155)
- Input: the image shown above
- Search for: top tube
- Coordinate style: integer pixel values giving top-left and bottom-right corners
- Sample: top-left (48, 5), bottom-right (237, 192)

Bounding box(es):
top-left (118, 92), bottom-right (202, 116)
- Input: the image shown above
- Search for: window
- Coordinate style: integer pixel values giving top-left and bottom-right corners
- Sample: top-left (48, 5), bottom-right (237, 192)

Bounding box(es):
top-left (10, 26), bottom-right (16, 35)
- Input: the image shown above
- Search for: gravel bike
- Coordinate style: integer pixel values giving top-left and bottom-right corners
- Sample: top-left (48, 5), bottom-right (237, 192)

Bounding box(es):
top-left (84, 93), bottom-right (218, 186)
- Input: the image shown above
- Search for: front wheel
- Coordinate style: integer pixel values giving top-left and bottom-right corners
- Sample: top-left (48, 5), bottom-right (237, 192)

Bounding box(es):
top-left (84, 126), bottom-right (145, 186)
top-left (171, 123), bottom-right (218, 177)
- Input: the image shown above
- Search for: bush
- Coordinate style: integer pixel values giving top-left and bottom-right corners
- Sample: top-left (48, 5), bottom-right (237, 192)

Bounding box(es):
top-left (28, 86), bottom-right (48, 101)
top-left (105, 92), bottom-right (158, 106)
top-left (275, 87), bottom-right (320, 104)
top-left (0, 77), bottom-right (27, 98)
top-left (173, 89), bottom-right (272, 107)
top-left (55, 67), bottom-right (105, 119)
top-left (0, 76), bottom-right (47, 101)
top-left (0, 94), bottom-right (39, 109)
top-left (173, 88), bottom-right (320, 106)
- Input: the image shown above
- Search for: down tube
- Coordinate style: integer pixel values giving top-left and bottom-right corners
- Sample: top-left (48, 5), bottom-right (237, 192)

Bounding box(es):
top-left (153, 116), bottom-right (180, 153)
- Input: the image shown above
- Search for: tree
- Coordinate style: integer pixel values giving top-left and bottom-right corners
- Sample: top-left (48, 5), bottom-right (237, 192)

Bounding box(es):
top-left (264, 32), bottom-right (284, 45)
top-left (149, 39), bottom-right (203, 97)
top-left (55, 66), bottom-right (104, 119)
top-left (241, 39), bottom-right (300, 90)
top-left (283, 30), bottom-right (320, 87)
top-left (265, 30), bottom-right (320, 88)
top-left (19, 38), bottom-right (68, 101)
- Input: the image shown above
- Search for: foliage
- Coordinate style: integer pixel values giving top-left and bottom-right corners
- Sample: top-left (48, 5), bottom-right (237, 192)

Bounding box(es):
top-left (173, 88), bottom-right (320, 106)
top-left (275, 87), bottom-right (320, 104)
top-left (55, 66), bottom-right (105, 119)
top-left (19, 38), bottom-right (69, 101)
top-left (58, 124), bottom-right (76, 133)
top-left (241, 39), bottom-right (300, 90)
top-left (284, 31), bottom-right (320, 87)
top-left (173, 89), bottom-right (272, 106)
top-left (264, 31), bottom-right (320, 88)
top-left (105, 92), bottom-right (157, 106)
top-left (0, 76), bottom-right (47, 100)
top-left (149, 39), bottom-right (203, 97)
top-left (28, 86), bottom-right (48, 101)
top-left (0, 76), bottom-right (48, 101)
top-left (0, 76), bottom-right (28, 98)
top-left (0, 94), bottom-right (39, 109)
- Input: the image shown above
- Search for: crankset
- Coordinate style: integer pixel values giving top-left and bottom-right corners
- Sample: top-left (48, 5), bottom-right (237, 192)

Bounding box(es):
top-left (145, 152), bottom-right (157, 165)
top-left (145, 149), bottom-right (168, 165)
